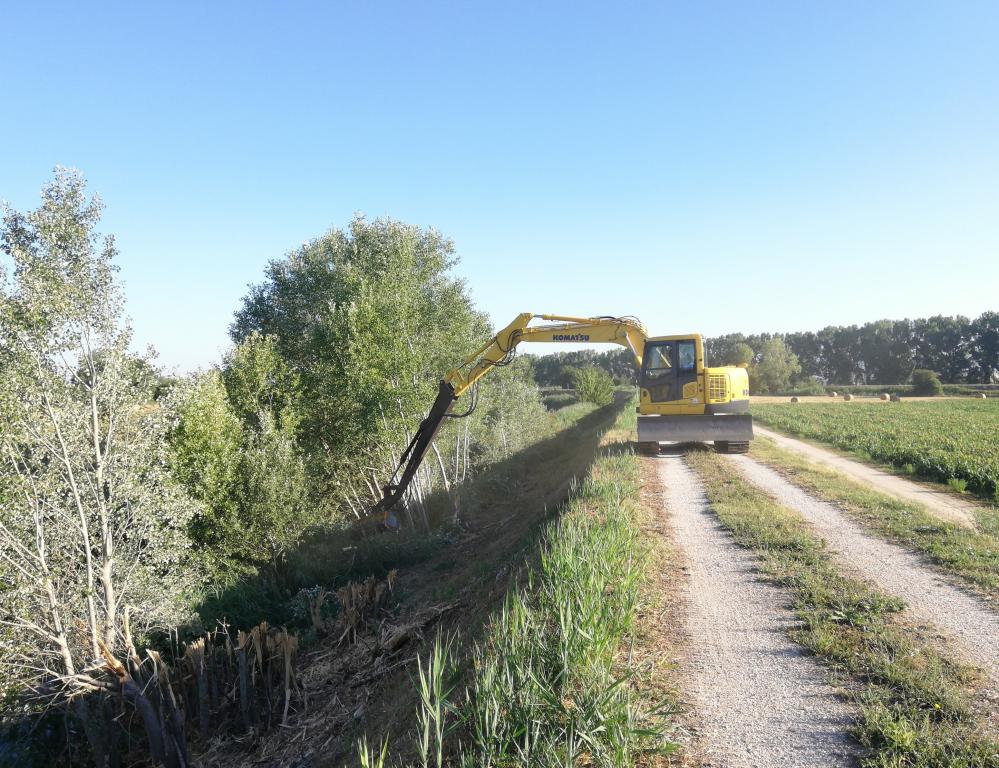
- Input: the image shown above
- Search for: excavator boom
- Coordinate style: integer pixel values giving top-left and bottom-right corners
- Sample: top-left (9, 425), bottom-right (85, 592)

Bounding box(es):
top-left (371, 312), bottom-right (752, 523)
top-left (371, 314), bottom-right (647, 521)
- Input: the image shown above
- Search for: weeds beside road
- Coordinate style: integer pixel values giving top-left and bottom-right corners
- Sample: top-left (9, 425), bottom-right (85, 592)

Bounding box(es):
top-left (357, 404), bottom-right (679, 767)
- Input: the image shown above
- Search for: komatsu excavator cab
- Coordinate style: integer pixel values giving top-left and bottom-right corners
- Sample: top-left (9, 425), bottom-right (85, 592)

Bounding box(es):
top-left (636, 334), bottom-right (752, 453)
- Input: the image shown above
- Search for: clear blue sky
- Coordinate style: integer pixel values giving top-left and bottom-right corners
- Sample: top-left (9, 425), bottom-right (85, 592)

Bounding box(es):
top-left (2, 1), bottom-right (997, 371)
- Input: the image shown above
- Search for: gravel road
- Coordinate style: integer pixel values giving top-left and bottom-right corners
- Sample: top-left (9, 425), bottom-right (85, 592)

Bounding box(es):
top-left (754, 426), bottom-right (979, 528)
top-left (656, 453), bottom-right (858, 768)
top-left (730, 454), bottom-right (999, 677)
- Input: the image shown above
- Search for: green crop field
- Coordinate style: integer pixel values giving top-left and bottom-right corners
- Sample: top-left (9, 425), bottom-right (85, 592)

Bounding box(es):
top-left (752, 399), bottom-right (999, 499)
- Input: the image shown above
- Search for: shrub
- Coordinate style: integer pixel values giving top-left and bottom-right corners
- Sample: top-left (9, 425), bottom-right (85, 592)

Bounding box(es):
top-left (911, 369), bottom-right (944, 396)
top-left (571, 366), bottom-right (614, 406)
top-left (947, 478), bottom-right (968, 493)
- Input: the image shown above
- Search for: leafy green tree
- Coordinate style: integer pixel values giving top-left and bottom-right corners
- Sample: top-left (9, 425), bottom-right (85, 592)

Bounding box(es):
top-left (603, 348), bottom-right (639, 384)
top-left (730, 342), bottom-right (754, 366)
top-left (167, 371), bottom-right (245, 574)
top-left (784, 331), bottom-right (822, 377)
top-left (0, 169), bottom-right (197, 762)
top-left (560, 364), bottom-right (583, 389)
top-left (572, 366), bottom-right (615, 406)
top-left (972, 311), bottom-right (999, 384)
top-left (913, 315), bottom-right (973, 383)
top-left (468, 360), bottom-right (552, 465)
top-left (222, 330), bottom-right (302, 432)
top-left (230, 216), bottom-right (492, 516)
top-left (528, 349), bottom-right (638, 388)
top-left (712, 311), bottom-right (999, 385)
top-left (749, 337), bottom-right (802, 394)
top-left (168, 370), bottom-right (313, 578)
top-left (707, 333), bottom-right (759, 368)
top-left (859, 319), bottom-right (914, 384)
top-left (240, 413), bottom-right (312, 574)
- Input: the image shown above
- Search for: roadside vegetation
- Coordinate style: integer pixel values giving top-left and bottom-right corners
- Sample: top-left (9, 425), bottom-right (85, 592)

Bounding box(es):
top-left (530, 349), bottom-right (638, 388)
top-left (687, 450), bottom-right (999, 767)
top-left (0, 169), bottom-right (578, 766)
top-left (753, 399), bottom-right (999, 500)
top-left (750, 436), bottom-right (999, 598)
top-left (355, 407), bottom-right (678, 767)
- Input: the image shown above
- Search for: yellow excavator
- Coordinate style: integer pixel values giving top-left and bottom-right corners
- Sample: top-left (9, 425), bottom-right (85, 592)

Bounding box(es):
top-left (372, 314), bottom-right (753, 519)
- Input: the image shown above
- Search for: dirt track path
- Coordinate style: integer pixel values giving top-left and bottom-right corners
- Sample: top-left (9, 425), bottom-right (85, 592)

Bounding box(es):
top-left (656, 453), bottom-right (857, 768)
top-left (753, 426), bottom-right (979, 528)
top-left (730, 454), bottom-right (999, 677)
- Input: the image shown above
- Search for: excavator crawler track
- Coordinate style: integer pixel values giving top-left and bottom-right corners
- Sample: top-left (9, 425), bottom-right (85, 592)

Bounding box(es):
top-left (714, 440), bottom-right (750, 454)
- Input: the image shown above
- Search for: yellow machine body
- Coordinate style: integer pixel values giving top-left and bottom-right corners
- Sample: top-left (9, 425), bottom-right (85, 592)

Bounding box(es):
top-left (637, 334), bottom-right (749, 415)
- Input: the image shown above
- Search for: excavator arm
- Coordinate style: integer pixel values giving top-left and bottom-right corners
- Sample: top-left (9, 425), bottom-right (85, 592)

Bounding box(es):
top-left (371, 314), bottom-right (647, 521)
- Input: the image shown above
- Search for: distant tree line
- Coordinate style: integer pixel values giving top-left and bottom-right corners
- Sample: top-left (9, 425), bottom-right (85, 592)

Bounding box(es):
top-left (528, 348), bottom-right (638, 388)
top-left (707, 314), bottom-right (999, 385)
top-left (526, 314), bottom-right (999, 396)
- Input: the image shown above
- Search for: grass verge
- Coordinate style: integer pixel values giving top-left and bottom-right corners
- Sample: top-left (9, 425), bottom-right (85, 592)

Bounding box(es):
top-left (358, 407), bottom-right (678, 767)
top-left (686, 449), bottom-right (998, 767)
top-left (750, 437), bottom-right (999, 599)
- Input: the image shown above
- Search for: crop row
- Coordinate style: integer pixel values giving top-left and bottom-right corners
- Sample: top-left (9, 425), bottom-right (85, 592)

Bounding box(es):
top-left (752, 400), bottom-right (999, 499)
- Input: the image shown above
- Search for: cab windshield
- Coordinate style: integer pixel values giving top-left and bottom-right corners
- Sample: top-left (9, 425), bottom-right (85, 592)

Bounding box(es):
top-left (646, 344), bottom-right (673, 371)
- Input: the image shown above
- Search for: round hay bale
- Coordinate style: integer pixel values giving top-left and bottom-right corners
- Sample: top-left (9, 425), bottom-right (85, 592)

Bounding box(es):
top-left (880, 393), bottom-right (890, 401)
top-left (843, 393), bottom-right (854, 401)
top-left (790, 396), bottom-right (800, 403)
top-left (829, 391), bottom-right (838, 397)
top-left (890, 393), bottom-right (902, 402)
top-left (977, 392), bottom-right (987, 399)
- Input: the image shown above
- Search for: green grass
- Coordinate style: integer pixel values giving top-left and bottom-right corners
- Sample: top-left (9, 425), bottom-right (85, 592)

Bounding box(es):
top-left (750, 437), bottom-right (999, 598)
top-left (752, 399), bottom-right (999, 499)
top-left (542, 391), bottom-right (579, 411)
top-left (550, 400), bottom-right (597, 428)
top-left (686, 449), bottom-right (998, 767)
top-left (357, 406), bottom-right (676, 767)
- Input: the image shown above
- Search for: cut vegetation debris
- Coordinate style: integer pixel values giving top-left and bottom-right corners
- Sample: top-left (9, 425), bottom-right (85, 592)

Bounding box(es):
top-left (752, 399), bottom-right (999, 500)
top-left (750, 436), bottom-right (999, 598)
top-left (686, 449), bottom-right (999, 768)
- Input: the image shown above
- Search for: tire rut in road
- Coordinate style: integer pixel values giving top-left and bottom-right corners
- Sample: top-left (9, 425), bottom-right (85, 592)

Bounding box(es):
top-left (656, 453), bottom-right (858, 768)
top-left (728, 454), bottom-right (999, 678)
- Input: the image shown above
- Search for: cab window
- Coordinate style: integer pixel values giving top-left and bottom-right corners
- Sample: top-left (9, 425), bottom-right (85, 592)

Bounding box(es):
top-left (645, 343), bottom-right (673, 371)
top-left (678, 341), bottom-right (696, 371)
